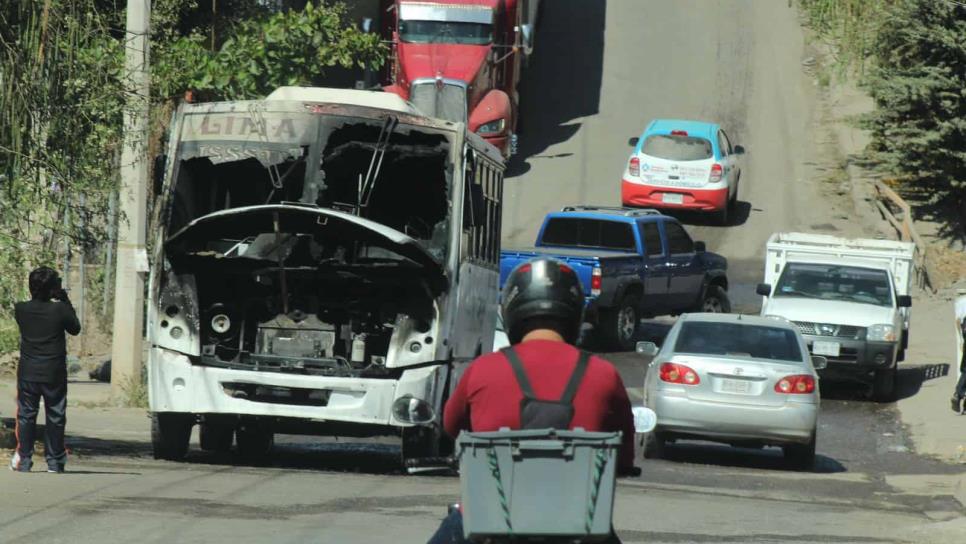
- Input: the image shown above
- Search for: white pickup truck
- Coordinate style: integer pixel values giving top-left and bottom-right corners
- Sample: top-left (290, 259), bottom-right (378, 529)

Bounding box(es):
top-left (756, 233), bottom-right (914, 401)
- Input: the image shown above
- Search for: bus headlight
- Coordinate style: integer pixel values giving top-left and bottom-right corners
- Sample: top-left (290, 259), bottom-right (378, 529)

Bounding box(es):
top-left (867, 324), bottom-right (896, 342)
top-left (392, 395), bottom-right (436, 424)
top-left (211, 314), bottom-right (231, 335)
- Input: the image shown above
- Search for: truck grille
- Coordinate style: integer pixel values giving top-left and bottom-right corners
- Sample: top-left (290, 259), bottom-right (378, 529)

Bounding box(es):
top-left (410, 82), bottom-right (467, 123)
top-left (794, 321), bottom-right (864, 339)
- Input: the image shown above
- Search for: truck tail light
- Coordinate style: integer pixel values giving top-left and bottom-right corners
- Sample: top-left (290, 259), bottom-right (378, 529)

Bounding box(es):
top-left (709, 163), bottom-right (723, 183)
top-left (629, 157), bottom-right (640, 177)
top-left (775, 375), bottom-right (816, 394)
top-left (590, 266), bottom-right (602, 296)
top-left (659, 363), bottom-right (700, 385)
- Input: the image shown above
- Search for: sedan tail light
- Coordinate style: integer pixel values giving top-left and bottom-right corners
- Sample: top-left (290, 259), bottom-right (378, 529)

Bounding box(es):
top-left (629, 157), bottom-right (640, 177)
top-left (590, 266), bottom-right (602, 296)
top-left (659, 363), bottom-right (700, 385)
top-left (709, 163), bottom-right (723, 183)
top-left (775, 375), bottom-right (816, 394)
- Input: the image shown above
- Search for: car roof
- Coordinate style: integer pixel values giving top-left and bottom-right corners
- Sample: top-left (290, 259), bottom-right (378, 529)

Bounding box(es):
top-left (548, 206), bottom-right (671, 223)
top-left (679, 312), bottom-right (798, 330)
top-left (643, 119), bottom-right (719, 140)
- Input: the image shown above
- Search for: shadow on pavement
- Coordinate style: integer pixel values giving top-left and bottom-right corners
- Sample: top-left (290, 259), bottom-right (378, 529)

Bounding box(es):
top-left (508, 0), bottom-right (607, 177)
top-left (818, 363), bottom-right (950, 403)
top-left (657, 441), bottom-right (846, 474)
top-left (659, 200), bottom-right (754, 228)
top-left (897, 363), bottom-right (950, 401)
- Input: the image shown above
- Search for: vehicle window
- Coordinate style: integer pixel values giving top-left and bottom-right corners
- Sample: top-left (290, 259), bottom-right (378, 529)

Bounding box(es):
top-left (541, 218), bottom-right (635, 251)
top-left (599, 221), bottom-right (635, 251)
top-left (774, 263), bottom-right (894, 307)
top-left (675, 322), bottom-right (803, 362)
top-left (641, 134), bottom-right (713, 161)
top-left (541, 218), bottom-right (579, 246)
top-left (640, 222), bottom-right (664, 256)
top-left (664, 221), bottom-right (694, 254)
top-left (399, 20), bottom-right (493, 45)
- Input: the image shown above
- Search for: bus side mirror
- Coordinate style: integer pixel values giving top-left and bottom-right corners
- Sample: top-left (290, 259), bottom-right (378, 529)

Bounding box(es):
top-left (152, 154), bottom-right (167, 196)
top-left (756, 283), bottom-right (772, 296)
top-left (897, 295), bottom-right (912, 308)
top-left (464, 184), bottom-right (486, 228)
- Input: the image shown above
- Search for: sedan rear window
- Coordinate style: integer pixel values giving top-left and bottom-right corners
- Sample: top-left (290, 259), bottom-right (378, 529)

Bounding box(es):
top-left (674, 322), bottom-right (803, 362)
top-left (642, 134), bottom-right (713, 161)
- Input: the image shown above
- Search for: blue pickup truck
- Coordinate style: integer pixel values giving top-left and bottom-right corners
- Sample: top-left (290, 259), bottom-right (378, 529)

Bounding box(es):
top-left (500, 206), bottom-right (731, 350)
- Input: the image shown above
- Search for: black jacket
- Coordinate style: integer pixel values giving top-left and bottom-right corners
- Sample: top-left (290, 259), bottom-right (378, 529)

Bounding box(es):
top-left (14, 299), bottom-right (81, 383)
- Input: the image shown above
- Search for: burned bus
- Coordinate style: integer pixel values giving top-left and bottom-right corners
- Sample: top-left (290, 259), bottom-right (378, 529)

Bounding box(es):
top-left (147, 87), bottom-right (505, 463)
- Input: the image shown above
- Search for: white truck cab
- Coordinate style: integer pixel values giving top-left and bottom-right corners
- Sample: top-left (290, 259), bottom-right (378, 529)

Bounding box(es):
top-left (757, 233), bottom-right (914, 401)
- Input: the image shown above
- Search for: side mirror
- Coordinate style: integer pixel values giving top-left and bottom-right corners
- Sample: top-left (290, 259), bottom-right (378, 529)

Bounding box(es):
top-left (897, 295), bottom-right (912, 308)
top-left (463, 183), bottom-right (486, 229)
top-left (632, 406), bottom-right (657, 434)
top-left (756, 283), bottom-right (772, 296)
top-left (628, 137), bottom-right (639, 147)
top-left (636, 341), bottom-right (659, 357)
top-left (733, 145), bottom-right (746, 155)
top-left (811, 355), bottom-right (828, 370)
top-left (152, 154), bottom-right (167, 196)
top-left (694, 241), bottom-right (706, 252)
top-left (519, 23), bottom-right (534, 54)
top-left (361, 17), bottom-right (373, 33)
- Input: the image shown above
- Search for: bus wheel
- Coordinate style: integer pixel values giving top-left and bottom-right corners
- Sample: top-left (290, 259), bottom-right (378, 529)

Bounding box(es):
top-left (151, 413), bottom-right (193, 461)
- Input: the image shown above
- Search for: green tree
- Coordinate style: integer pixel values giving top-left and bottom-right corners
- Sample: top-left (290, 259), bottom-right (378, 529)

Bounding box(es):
top-left (862, 0), bottom-right (966, 213)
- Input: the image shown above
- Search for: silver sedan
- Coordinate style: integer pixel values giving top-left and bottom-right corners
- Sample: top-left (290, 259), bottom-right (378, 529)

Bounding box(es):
top-left (637, 313), bottom-right (826, 468)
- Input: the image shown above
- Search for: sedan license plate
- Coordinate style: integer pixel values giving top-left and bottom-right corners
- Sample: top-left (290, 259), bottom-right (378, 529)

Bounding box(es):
top-left (719, 378), bottom-right (752, 395)
top-left (813, 340), bottom-right (840, 357)
top-left (662, 192), bottom-right (684, 204)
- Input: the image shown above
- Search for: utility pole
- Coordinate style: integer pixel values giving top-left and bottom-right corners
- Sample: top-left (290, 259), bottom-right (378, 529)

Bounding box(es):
top-left (111, 0), bottom-right (151, 399)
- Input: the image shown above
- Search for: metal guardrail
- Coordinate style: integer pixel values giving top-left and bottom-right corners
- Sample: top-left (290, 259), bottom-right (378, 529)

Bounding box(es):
top-left (872, 180), bottom-right (941, 293)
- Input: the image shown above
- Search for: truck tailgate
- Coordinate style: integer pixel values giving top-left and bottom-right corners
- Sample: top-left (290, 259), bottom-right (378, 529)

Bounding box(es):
top-left (499, 248), bottom-right (637, 296)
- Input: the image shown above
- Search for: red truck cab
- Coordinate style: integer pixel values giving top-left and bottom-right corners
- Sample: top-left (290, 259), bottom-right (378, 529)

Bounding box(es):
top-left (382, 0), bottom-right (535, 157)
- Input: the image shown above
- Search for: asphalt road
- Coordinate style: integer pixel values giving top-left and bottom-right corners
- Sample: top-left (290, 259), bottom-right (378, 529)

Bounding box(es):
top-left (0, 1), bottom-right (963, 543)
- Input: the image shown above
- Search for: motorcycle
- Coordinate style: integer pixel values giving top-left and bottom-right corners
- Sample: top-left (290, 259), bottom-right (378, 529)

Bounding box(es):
top-left (413, 407), bottom-right (658, 543)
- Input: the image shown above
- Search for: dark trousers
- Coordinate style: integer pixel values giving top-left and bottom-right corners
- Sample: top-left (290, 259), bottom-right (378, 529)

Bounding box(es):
top-left (955, 347), bottom-right (966, 399)
top-left (427, 510), bottom-right (623, 544)
top-left (15, 379), bottom-right (68, 470)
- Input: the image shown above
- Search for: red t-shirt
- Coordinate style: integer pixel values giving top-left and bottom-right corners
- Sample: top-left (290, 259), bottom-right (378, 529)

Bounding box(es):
top-left (443, 339), bottom-right (636, 469)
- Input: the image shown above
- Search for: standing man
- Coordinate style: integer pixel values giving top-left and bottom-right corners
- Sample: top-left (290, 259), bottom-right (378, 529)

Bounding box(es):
top-left (951, 288), bottom-right (966, 414)
top-left (9, 266), bottom-right (81, 473)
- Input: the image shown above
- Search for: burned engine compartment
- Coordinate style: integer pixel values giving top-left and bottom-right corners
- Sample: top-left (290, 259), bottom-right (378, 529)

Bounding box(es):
top-left (158, 113), bottom-right (453, 377)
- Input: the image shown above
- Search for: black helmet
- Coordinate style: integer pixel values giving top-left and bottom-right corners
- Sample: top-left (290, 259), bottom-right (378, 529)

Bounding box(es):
top-left (501, 258), bottom-right (585, 344)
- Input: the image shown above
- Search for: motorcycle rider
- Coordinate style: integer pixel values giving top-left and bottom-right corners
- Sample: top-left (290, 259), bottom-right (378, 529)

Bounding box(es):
top-left (428, 258), bottom-right (637, 543)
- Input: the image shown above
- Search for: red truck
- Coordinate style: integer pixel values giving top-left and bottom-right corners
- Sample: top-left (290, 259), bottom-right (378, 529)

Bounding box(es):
top-left (378, 0), bottom-right (538, 157)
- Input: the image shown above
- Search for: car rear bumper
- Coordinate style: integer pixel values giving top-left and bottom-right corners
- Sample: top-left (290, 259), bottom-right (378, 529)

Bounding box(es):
top-left (651, 390), bottom-right (817, 445)
top-left (621, 180), bottom-right (728, 211)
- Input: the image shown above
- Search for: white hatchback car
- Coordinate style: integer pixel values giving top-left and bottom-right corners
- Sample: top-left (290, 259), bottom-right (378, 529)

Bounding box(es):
top-left (638, 313), bottom-right (825, 468)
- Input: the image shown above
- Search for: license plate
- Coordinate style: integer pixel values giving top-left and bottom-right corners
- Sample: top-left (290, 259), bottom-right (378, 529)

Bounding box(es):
top-left (813, 341), bottom-right (840, 357)
top-left (662, 192), bottom-right (684, 204)
top-left (720, 378), bottom-right (752, 394)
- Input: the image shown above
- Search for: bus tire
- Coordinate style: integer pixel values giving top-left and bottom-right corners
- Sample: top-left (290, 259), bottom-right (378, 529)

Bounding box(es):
top-left (151, 413), bottom-right (192, 461)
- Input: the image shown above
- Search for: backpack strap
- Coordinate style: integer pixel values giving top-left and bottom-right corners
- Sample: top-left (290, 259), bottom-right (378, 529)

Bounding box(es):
top-left (559, 351), bottom-right (592, 405)
top-left (502, 347), bottom-right (537, 399)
